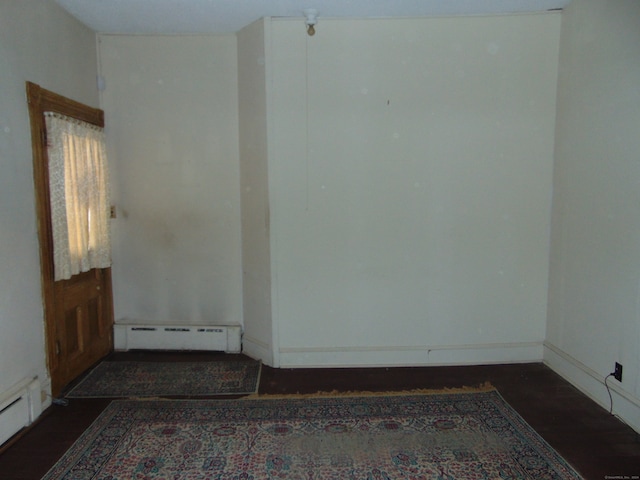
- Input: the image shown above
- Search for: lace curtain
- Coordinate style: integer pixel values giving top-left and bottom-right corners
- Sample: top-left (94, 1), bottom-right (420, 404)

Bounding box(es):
top-left (45, 112), bottom-right (111, 281)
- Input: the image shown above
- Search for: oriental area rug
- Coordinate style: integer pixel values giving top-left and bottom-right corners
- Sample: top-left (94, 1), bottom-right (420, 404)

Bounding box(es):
top-left (65, 360), bottom-right (261, 398)
top-left (43, 389), bottom-right (584, 479)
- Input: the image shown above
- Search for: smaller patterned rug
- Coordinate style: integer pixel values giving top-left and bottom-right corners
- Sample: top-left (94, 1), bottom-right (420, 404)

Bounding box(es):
top-left (45, 389), bottom-right (584, 479)
top-left (65, 360), bottom-right (261, 397)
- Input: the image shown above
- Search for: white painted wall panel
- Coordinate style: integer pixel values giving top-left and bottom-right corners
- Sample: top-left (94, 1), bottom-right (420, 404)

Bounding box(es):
top-left (546, 0), bottom-right (640, 429)
top-left (268, 14), bottom-right (561, 365)
top-left (98, 35), bottom-right (243, 329)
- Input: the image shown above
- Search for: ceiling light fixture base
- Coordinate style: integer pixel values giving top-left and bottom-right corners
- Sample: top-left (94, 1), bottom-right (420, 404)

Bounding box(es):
top-left (303, 8), bottom-right (318, 36)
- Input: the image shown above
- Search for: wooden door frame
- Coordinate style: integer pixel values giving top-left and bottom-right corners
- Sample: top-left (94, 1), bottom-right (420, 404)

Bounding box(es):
top-left (26, 82), bottom-right (113, 396)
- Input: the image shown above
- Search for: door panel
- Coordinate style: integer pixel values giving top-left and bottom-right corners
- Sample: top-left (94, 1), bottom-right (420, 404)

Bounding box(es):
top-left (54, 269), bottom-right (112, 392)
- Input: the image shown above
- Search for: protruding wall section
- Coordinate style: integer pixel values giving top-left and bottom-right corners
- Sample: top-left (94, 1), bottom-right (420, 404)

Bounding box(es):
top-left (240, 13), bottom-right (562, 368)
top-left (238, 19), bottom-right (275, 365)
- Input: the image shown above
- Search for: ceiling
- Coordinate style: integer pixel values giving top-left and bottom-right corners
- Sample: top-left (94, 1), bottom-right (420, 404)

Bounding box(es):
top-left (53, 0), bottom-right (571, 35)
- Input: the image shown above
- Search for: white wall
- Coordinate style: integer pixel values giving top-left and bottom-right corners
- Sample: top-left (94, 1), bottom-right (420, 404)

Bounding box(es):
top-left (0, 0), bottom-right (99, 407)
top-left (545, 0), bottom-right (640, 431)
top-left (98, 35), bottom-right (243, 328)
top-left (267, 14), bottom-right (561, 367)
top-left (237, 20), bottom-right (274, 364)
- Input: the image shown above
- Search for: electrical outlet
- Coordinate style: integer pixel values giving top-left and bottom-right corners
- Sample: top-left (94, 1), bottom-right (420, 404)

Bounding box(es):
top-left (613, 362), bottom-right (623, 382)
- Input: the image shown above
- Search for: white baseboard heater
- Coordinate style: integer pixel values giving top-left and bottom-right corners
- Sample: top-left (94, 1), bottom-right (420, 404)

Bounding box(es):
top-left (114, 324), bottom-right (242, 353)
top-left (0, 378), bottom-right (42, 447)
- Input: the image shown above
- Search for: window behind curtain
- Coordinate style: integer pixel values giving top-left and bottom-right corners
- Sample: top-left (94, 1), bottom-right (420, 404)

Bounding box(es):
top-left (45, 112), bottom-right (111, 281)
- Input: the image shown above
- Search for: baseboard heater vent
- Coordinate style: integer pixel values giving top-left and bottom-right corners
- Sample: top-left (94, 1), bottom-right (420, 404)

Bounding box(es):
top-left (0, 378), bottom-right (41, 447)
top-left (114, 324), bottom-right (242, 353)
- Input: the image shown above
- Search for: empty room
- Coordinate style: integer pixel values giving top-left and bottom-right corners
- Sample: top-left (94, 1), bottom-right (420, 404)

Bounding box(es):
top-left (0, 0), bottom-right (638, 478)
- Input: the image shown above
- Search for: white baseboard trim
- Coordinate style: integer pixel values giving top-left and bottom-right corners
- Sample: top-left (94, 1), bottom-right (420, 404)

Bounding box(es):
top-left (544, 342), bottom-right (640, 433)
top-left (278, 341), bottom-right (544, 368)
top-left (243, 335), bottom-right (273, 366)
top-left (0, 377), bottom-right (42, 447)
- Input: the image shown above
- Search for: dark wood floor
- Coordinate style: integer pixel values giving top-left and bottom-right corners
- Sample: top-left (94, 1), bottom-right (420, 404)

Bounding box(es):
top-left (0, 352), bottom-right (638, 479)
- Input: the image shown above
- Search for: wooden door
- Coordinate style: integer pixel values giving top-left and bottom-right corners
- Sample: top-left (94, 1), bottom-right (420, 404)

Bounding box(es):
top-left (27, 82), bottom-right (114, 397)
top-left (52, 269), bottom-right (113, 393)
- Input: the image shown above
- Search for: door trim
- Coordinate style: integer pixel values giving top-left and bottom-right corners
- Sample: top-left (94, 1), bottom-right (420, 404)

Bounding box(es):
top-left (26, 82), bottom-right (112, 396)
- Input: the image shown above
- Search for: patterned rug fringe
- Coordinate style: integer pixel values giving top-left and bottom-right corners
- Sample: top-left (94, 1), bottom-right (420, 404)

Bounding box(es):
top-left (244, 381), bottom-right (495, 400)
